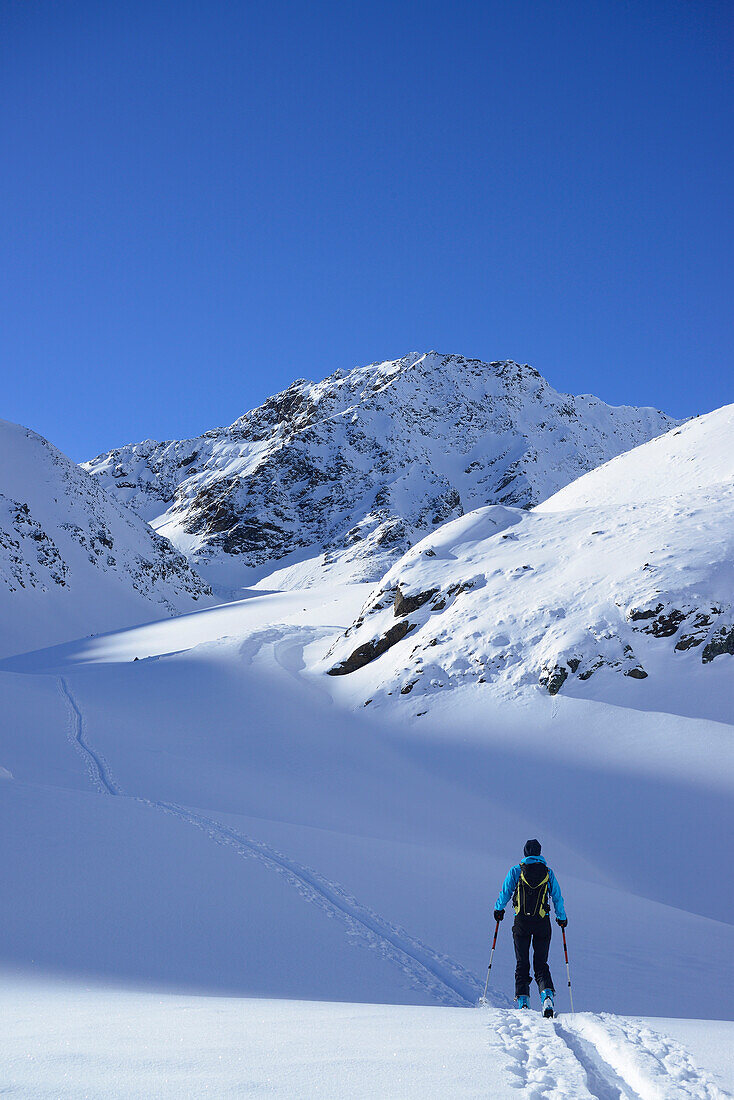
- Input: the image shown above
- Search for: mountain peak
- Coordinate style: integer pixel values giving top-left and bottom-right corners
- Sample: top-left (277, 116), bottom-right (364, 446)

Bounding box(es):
top-left (83, 354), bottom-right (676, 594)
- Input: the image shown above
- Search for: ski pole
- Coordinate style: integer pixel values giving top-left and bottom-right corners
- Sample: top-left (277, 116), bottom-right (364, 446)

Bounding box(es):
top-left (479, 919), bottom-right (500, 1005)
top-left (561, 925), bottom-right (575, 1013)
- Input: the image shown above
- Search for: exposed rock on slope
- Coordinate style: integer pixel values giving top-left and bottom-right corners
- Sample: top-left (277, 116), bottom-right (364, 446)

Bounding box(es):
top-left (323, 407), bottom-right (734, 712)
top-left (0, 419), bottom-right (211, 659)
top-left (83, 352), bottom-right (675, 591)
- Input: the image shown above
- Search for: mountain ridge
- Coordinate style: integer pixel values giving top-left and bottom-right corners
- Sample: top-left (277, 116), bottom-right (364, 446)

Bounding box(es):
top-left (83, 352), bottom-right (678, 592)
top-left (0, 418), bottom-right (212, 659)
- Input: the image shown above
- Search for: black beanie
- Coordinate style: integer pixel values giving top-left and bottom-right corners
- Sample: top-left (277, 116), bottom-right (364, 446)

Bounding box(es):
top-left (524, 839), bottom-right (541, 857)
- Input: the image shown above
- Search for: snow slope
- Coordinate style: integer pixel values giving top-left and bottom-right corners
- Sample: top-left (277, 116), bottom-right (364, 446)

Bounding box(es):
top-left (323, 405), bottom-right (734, 713)
top-left (0, 419), bottom-right (211, 658)
top-left (1, 583), bottom-right (732, 1017)
top-left (1, 577), bottom-right (732, 1092)
top-left (83, 352), bottom-right (675, 592)
top-left (1, 982), bottom-right (731, 1098)
top-left (2, 404), bottom-right (732, 1095)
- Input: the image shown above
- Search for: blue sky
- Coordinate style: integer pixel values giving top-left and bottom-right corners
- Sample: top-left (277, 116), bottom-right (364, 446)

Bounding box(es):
top-left (2, 0), bottom-right (732, 460)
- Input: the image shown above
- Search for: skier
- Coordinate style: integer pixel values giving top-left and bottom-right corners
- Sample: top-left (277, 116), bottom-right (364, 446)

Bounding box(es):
top-left (493, 839), bottom-right (567, 1017)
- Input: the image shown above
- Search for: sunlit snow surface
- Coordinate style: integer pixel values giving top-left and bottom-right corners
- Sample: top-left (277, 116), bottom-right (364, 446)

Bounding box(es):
top-left (326, 405), bottom-right (734, 724)
top-left (1, 980), bottom-right (732, 1098)
top-left (1, 410), bottom-right (732, 1095)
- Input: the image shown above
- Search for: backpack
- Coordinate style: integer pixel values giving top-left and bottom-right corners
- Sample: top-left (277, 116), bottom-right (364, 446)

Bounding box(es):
top-left (513, 862), bottom-right (549, 919)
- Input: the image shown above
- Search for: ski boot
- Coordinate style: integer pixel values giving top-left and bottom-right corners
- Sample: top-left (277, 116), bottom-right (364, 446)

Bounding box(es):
top-left (516, 995), bottom-right (530, 1009)
top-left (542, 990), bottom-right (555, 1018)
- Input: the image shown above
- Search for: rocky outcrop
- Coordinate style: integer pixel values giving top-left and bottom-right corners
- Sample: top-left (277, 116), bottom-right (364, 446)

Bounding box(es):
top-left (393, 587), bottom-right (438, 617)
top-left (327, 620), bottom-right (416, 676)
top-left (539, 663), bottom-right (568, 695)
top-left (702, 625), bottom-right (734, 664)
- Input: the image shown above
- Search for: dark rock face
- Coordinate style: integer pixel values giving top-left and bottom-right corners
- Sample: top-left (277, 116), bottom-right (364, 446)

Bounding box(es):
top-left (675, 612), bottom-right (715, 652)
top-left (393, 587), bottom-right (438, 617)
top-left (578, 659), bottom-right (604, 682)
top-left (327, 619), bottom-right (416, 676)
top-left (702, 626), bottom-right (734, 664)
top-left (638, 609), bottom-right (686, 638)
top-left (539, 663), bottom-right (568, 695)
top-left (628, 604), bottom-right (664, 622)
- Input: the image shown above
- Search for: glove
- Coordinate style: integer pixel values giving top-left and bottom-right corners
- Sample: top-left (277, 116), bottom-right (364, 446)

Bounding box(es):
top-left (493, 909), bottom-right (505, 922)
top-left (556, 918), bottom-right (568, 928)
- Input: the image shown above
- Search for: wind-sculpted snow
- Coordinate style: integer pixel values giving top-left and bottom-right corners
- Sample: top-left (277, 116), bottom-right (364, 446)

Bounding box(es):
top-left (0, 419), bottom-right (211, 658)
top-left (324, 406), bottom-right (734, 712)
top-left (83, 352), bottom-right (675, 591)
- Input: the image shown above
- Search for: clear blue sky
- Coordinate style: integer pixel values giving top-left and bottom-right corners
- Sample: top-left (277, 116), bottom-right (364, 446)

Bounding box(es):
top-left (2, 1), bottom-right (732, 460)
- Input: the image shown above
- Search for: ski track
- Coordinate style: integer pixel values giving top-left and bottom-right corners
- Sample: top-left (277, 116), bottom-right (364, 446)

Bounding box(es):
top-left (57, 673), bottom-right (487, 1010)
top-left (560, 1014), bottom-right (733, 1100)
top-left (482, 1009), bottom-right (732, 1100)
top-left (57, 671), bottom-right (731, 1098)
top-left (486, 1008), bottom-right (597, 1099)
top-left (58, 676), bottom-right (121, 797)
top-left (554, 1019), bottom-right (640, 1099)
top-left (154, 798), bottom-right (484, 1008)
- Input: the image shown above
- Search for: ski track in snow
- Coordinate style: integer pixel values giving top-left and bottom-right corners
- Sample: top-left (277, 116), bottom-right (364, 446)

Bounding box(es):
top-left (56, 673), bottom-right (486, 1010)
top-left (481, 1008), bottom-right (732, 1100)
top-left (554, 1018), bottom-right (639, 1098)
top-left (559, 1014), bottom-right (732, 1100)
top-left (58, 676), bottom-right (121, 797)
top-left (154, 798), bottom-right (484, 1008)
top-left (56, 670), bottom-right (732, 1097)
top-left (487, 1008), bottom-right (597, 1099)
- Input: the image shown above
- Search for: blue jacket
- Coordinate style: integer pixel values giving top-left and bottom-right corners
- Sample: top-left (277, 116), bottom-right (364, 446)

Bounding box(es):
top-left (495, 856), bottom-right (566, 921)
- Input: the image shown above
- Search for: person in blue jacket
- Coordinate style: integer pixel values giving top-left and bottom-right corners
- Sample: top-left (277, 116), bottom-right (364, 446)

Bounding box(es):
top-left (493, 839), bottom-right (567, 1016)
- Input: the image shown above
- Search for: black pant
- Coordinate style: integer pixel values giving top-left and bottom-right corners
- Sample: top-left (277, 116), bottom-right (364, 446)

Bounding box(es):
top-left (513, 917), bottom-right (554, 998)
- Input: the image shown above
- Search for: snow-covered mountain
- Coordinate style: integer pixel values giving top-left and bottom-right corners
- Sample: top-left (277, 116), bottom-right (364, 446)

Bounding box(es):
top-left (0, 419), bottom-right (211, 658)
top-left (324, 406), bottom-right (734, 714)
top-left (2, 408), bottom-right (732, 1093)
top-left (83, 352), bottom-right (676, 592)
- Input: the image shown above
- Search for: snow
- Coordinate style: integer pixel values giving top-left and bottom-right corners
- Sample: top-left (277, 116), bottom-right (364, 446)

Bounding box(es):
top-left (0, 419), bottom-right (212, 659)
top-left (1, 402), bottom-right (732, 1095)
top-left (1, 583), bottom-right (732, 1022)
top-left (536, 406), bottom-right (734, 511)
top-left (83, 351), bottom-right (676, 592)
top-left (324, 406), bottom-right (734, 716)
top-left (0, 981), bottom-right (731, 1098)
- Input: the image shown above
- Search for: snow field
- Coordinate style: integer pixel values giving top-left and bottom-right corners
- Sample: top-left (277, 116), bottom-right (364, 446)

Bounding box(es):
top-left (1, 586), bottom-right (732, 1020)
top-left (0, 981), bottom-right (730, 1099)
top-left (3, 400), bottom-right (734, 1094)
